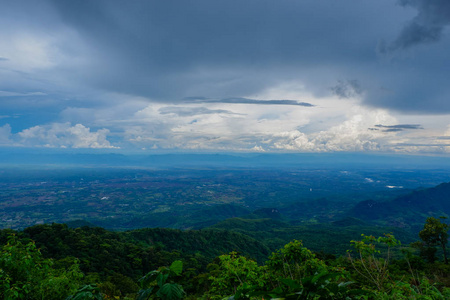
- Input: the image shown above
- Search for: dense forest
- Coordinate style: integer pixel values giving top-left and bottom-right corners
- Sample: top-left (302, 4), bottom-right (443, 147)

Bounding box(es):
top-left (1, 216), bottom-right (449, 299)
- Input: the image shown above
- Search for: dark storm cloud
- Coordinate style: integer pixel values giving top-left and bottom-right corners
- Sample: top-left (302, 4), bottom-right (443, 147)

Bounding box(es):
top-left (3, 0), bottom-right (450, 116)
top-left (187, 97), bottom-right (314, 107)
top-left (363, 0), bottom-right (450, 113)
top-left (219, 98), bottom-right (314, 107)
top-left (383, 128), bottom-right (404, 132)
top-left (375, 124), bottom-right (423, 130)
top-left (369, 124), bottom-right (423, 132)
top-left (158, 106), bottom-right (241, 117)
top-left (330, 80), bottom-right (363, 99)
top-left (384, 0), bottom-right (450, 51)
top-left (46, 0), bottom-right (391, 101)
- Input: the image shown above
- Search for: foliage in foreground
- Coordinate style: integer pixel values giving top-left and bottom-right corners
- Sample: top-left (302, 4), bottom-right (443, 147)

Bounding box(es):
top-left (0, 216), bottom-right (449, 299)
top-left (137, 260), bottom-right (185, 300)
top-left (0, 235), bottom-right (82, 299)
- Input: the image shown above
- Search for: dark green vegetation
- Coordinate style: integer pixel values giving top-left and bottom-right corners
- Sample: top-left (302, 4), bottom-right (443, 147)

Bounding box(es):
top-left (1, 217), bottom-right (449, 299)
top-left (1, 224), bottom-right (270, 279)
top-left (210, 217), bottom-right (416, 255)
top-left (0, 223), bottom-right (271, 299)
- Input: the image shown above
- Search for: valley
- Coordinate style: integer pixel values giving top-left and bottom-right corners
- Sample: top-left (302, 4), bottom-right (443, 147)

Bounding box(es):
top-left (1, 165), bottom-right (448, 232)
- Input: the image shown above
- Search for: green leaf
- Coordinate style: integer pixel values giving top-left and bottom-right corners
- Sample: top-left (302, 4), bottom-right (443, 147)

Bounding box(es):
top-left (139, 270), bottom-right (159, 288)
top-left (157, 273), bottom-right (169, 287)
top-left (68, 285), bottom-right (103, 300)
top-left (136, 287), bottom-right (154, 300)
top-left (337, 281), bottom-right (355, 288)
top-left (156, 283), bottom-right (185, 300)
top-left (169, 260), bottom-right (183, 276)
top-left (279, 278), bottom-right (301, 290)
top-left (234, 289), bottom-right (242, 300)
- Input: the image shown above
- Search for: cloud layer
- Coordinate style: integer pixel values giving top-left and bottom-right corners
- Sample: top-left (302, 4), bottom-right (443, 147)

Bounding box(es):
top-left (0, 1), bottom-right (449, 153)
top-left (186, 97), bottom-right (314, 107)
top-left (18, 123), bottom-right (116, 149)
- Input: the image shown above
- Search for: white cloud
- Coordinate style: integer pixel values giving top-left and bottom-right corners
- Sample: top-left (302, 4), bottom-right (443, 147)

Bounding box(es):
top-left (6, 86), bottom-right (445, 154)
top-left (272, 131), bottom-right (315, 151)
top-left (251, 145), bottom-right (265, 152)
top-left (18, 123), bottom-right (117, 149)
top-left (120, 100), bottom-right (404, 152)
top-left (270, 108), bottom-right (396, 152)
top-left (122, 101), bottom-right (314, 150)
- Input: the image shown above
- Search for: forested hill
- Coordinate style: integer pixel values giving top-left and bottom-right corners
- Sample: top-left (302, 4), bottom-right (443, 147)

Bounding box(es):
top-left (1, 218), bottom-right (450, 299)
top-left (208, 216), bottom-right (415, 254)
top-left (1, 223), bottom-right (270, 279)
top-left (349, 181), bottom-right (450, 231)
top-left (0, 219), bottom-right (414, 282)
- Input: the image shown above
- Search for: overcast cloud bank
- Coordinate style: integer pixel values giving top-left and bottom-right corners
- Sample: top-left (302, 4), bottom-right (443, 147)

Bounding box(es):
top-left (0, 0), bottom-right (449, 153)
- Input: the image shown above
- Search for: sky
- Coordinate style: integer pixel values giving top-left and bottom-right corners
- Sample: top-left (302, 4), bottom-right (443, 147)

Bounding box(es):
top-left (1, 0), bottom-right (450, 154)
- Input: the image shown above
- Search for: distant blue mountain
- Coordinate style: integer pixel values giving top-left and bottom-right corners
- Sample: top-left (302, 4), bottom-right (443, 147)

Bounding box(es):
top-left (1, 148), bottom-right (450, 169)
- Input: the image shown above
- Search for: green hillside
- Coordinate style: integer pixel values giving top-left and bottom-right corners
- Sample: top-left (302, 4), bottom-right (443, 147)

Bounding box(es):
top-left (349, 181), bottom-right (450, 231)
top-left (209, 216), bottom-right (415, 254)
